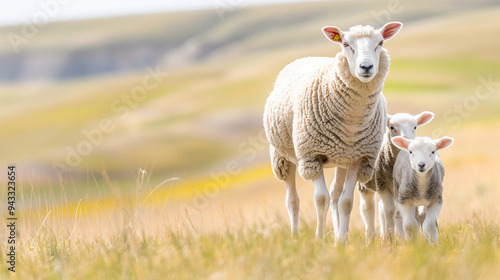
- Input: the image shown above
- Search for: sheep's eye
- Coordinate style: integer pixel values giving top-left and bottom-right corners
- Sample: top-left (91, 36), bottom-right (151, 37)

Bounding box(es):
top-left (390, 126), bottom-right (394, 130)
top-left (431, 151), bottom-right (435, 155)
top-left (414, 126), bottom-right (417, 130)
top-left (409, 151), bottom-right (413, 154)
top-left (343, 43), bottom-right (349, 48)
top-left (379, 41), bottom-right (384, 46)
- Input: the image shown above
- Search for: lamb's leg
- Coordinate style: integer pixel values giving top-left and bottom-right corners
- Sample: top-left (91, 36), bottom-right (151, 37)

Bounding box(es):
top-left (312, 166), bottom-right (330, 238)
top-left (415, 206), bottom-right (426, 229)
top-left (399, 202), bottom-right (419, 242)
top-left (378, 200), bottom-right (386, 238)
top-left (379, 190), bottom-right (396, 240)
top-left (358, 187), bottom-right (376, 238)
top-left (422, 202), bottom-right (442, 244)
top-left (329, 167), bottom-right (346, 239)
top-left (338, 160), bottom-right (361, 244)
top-left (394, 209), bottom-right (404, 239)
top-left (284, 162), bottom-right (300, 237)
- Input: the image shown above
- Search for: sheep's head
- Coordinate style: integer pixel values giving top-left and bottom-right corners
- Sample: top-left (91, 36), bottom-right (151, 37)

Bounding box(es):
top-left (387, 111), bottom-right (434, 139)
top-left (391, 136), bottom-right (454, 173)
top-left (322, 22), bottom-right (402, 83)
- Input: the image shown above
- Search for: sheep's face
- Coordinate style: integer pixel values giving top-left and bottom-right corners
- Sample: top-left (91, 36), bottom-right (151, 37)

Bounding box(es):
top-left (387, 112), bottom-right (435, 139)
top-left (322, 22), bottom-right (402, 83)
top-left (391, 137), bottom-right (454, 173)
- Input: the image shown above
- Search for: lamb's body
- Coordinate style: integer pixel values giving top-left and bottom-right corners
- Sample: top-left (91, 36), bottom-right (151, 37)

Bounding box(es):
top-left (390, 136), bottom-right (453, 243)
top-left (264, 51), bottom-right (389, 183)
top-left (393, 151), bottom-right (444, 207)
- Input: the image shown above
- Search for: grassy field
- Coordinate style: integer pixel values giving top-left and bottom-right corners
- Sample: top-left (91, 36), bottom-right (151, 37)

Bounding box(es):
top-left (1, 0), bottom-right (500, 279)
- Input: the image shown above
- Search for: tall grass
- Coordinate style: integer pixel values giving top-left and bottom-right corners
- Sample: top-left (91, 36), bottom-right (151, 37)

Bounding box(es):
top-left (1, 170), bottom-right (499, 280)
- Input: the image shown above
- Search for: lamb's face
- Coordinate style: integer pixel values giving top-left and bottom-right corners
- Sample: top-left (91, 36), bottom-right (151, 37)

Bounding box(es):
top-left (406, 138), bottom-right (438, 173)
top-left (388, 111), bottom-right (435, 139)
top-left (322, 22), bottom-right (402, 83)
top-left (391, 136), bottom-right (455, 173)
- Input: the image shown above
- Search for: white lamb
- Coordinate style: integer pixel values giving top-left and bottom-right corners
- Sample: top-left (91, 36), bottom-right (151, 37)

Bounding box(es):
top-left (358, 111), bottom-right (434, 239)
top-left (391, 136), bottom-right (454, 243)
top-left (263, 22), bottom-right (403, 243)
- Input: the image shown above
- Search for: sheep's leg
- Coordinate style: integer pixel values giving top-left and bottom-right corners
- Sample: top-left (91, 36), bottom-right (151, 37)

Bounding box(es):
top-left (416, 206), bottom-right (426, 229)
top-left (284, 162), bottom-right (300, 237)
top-left (394, 209), bottom-right (404, 239)
top-left (399, 202), bottom-right (419, 242)
top-left (422, 202), bottom-right (441, 244)
top-left (329, 167), bottom-right (346, 239)
top-left (312, 166), bottom-right (330, 238)
top-left (338, 160), bottom-right (361, 244)
top-left (378, 200), bottom-right (386, 238)
top-left (358, 188), bottom-right (376, 238)
top-left (379, 190), bottom-right (396, 241)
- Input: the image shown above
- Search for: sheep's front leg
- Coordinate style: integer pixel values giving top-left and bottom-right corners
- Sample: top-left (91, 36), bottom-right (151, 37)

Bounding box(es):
top-left (311, 165), bottom-right (330, 238)
top-left (399, 202), bottom-right (419, 242)
top-left (358, 188), bottom-right (376, 238)
top-left (422, 202), bottom-right (442, 244)
top-left (338, 160), bottom-right (361, 244)
top-left (329, 167), bottom-right (346, 238)
top-left (379, 190), bottom-right (396, 240)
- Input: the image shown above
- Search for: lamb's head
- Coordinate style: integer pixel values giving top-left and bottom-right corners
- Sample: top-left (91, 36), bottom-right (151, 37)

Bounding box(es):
top-left (387, 111), bottom-right (434, 139)
top-left (322, 22), bottom-right (402, 82)
top-left (391, 136), bottom-right (454, 173)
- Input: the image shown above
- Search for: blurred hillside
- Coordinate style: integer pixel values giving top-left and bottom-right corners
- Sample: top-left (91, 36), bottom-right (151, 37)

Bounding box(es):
top-left (0, 0), bottom-right (499, 198)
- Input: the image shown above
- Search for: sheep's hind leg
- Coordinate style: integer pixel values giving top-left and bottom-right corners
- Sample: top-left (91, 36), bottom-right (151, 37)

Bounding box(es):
top-left (284, 163), bottom-right (300, 237)
top-left (270, 146), bottom-right (300, 237)
top-left (330, 167), bottom-right (346, 239)
top-left (359, 187), bottom-right (377, 239)
top-left (338, 160), bottom-right (361, 244)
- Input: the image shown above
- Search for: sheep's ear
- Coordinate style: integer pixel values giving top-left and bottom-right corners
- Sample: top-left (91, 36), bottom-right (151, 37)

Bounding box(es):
top-left (391, 136), bottom-right (411, 151)
top-left (379, 22), bottom-right (403, 40)
top-left (387, 114), bottom-right (393, 128)
top-left (434, 137), bottom-right (454, 151)
top-left (322, 26), bottom-right (344, 44)
top-left (416, 111), bottom-right (434, 127)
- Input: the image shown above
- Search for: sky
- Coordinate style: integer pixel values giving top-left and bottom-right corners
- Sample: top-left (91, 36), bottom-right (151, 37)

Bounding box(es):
top-left (0, 0), bottom-right (322, 26)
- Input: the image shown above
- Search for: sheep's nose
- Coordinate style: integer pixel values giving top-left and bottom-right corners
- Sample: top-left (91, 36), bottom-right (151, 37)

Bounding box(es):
top-left (360, 64), bottom-right (373, 72)
top-left (418, 163), bottom-right (426, 170)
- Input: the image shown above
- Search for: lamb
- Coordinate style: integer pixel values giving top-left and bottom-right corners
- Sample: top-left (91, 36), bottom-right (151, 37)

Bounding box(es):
top-left (358, 111), bottom-right (434, 239)
top-left (391, 136), bottom-right (454, 243)
top-left (263, 22), bottom-right (403, 243)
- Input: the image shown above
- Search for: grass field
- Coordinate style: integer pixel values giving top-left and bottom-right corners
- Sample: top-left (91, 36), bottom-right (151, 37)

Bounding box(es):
top-left (1, 0), bottom-right (500, 279)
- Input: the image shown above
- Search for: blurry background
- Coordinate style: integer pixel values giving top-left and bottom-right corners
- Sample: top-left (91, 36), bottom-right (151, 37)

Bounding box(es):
top-left (1, 0), bottom-right (500, 230)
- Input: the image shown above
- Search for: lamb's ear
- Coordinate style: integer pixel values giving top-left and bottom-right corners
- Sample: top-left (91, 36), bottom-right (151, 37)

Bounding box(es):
top-left (434, 137), bottom-right (454, 151)
top-left (379, 22), bottom-right (403, 40)
top-left (415, 111), bottom-right (434, 127)
top-left (391, 136), bottom-right (411, 151)
top-left (387, 114), bottom-right (393, 128)
top-left (322, 26), bottom-right (344, 44)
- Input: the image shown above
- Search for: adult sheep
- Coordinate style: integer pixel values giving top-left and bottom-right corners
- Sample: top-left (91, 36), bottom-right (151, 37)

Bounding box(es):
top-left (263, 22), bottom-right (403, 243)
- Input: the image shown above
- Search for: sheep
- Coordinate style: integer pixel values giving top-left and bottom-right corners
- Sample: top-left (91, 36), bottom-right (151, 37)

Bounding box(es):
top-left (263, 22), bottom-right (403, 242)
top-left (391, 136), bottom-right (454, 243)
top-left (357, 111), bottom-right (434, 239)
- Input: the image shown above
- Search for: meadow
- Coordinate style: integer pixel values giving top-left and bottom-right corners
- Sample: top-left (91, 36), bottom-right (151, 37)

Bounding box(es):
top-left (1, 0), bottom-right (500, 279)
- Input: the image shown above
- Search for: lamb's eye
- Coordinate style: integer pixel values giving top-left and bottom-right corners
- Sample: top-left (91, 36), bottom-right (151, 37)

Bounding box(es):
top-left (379, 41), bottom-right (384, 46)
top-left (390, 126), bottom-right (394, 130)
top-left (414, 126), bottom-right (417, 130)
top-left (409, 151), bottom-right (412, 154)
top-left (343, 43), bottom-right (349, 48)
top-left (431, 151), bottom-right (435, 155)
